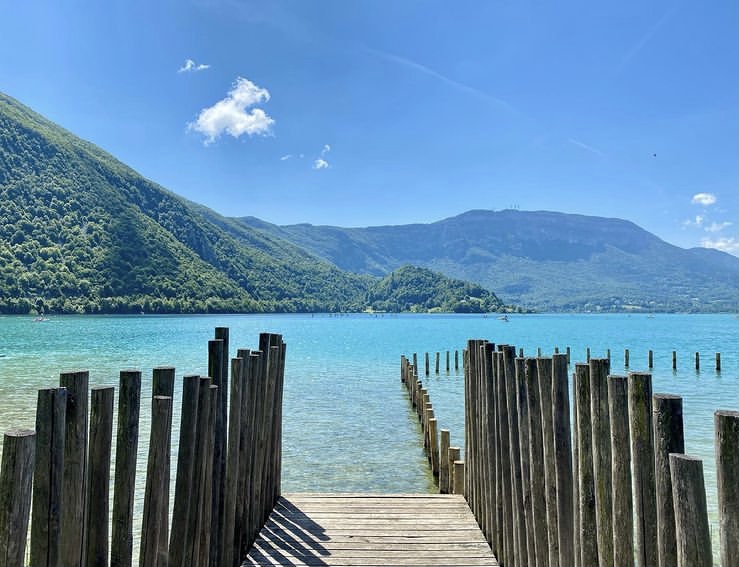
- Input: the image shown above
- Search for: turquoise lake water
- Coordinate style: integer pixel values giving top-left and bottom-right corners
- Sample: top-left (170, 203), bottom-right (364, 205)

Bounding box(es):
top-left (0, 313), bottom-right (736, 559)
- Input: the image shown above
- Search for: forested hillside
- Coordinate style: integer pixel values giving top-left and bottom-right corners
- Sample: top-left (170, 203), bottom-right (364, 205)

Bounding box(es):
top-left (0, 92), bottom-right (509, 314)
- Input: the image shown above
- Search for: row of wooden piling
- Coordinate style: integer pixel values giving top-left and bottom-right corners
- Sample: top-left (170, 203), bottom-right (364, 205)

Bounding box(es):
top-left (0, 328), bottom-right (286, 567)
top-left (462, 339), bottom-right (738, 567)
top-left (400, 355), bottom-right (464, 495)
top-left (422, 348), bottom-right (722, 374)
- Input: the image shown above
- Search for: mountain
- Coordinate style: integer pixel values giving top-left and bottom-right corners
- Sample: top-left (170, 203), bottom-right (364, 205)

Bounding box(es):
top-left (0, 92), bottom-right (509, 315)
top-left (239, 210), bottom-right (738, 312)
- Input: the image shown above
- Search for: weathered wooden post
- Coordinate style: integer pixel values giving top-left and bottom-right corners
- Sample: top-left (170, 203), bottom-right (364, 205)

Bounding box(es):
top-left (648, 350), bottom-right (653, 368)
top-left (111, 370), bottom-right (141, 567)
top-left (629, 372), bottom-right (658, 567)
top-left (653, 394), bottom-right (684, 567)
top-left (515, 357), bottom-right (534, 563)
top-left (209, 335), bottom-right (227, 567)
top-left (455, 350), bottom-right (459, 371)
top-left (537, 357), bottom-right (559, 567)
top-left (439, 429), bottom-right (450, 493)
top-left (586, 347), bottom-right (591, 362)
top-left (453, 460), bottom-right (465, 495)
top-left (525, 358), bottom-right (548, 566)
top-left (574, 363), bottom-right (598, 567)
top-left (624, 348), bottom-right (630, 368)
top-left (169, 375), bottom-right (200, 567)
top-left (715, 410), bottom-right (739, 567)
top-left (152, 366), bottom-right (174, 565)
top-left (86, 386), bottom-right (114, 567)
top-left (223, 357), bottom-right (244, 567)
top-left (669, 454), bottom-right (712, 567)
top-left (695, 352), bottom-right (700, 371)
top-left (140, 395), bottom-right (172, 567)
top-left (715, 352), bottom-right (721, 372)
top-left (672, 351), bottom-right (677, 370)
top-left (60, 369), bottom-right (89, 567)
top-left (31, 387), bottom-right (67, 567)
top-left (566, 346), bottom-right (570, 364)
top-left (608, 375), bottom-right (633, 567)
top-left (0, 429), bottom-right (35, 567)
top-left (589, 358), bottom-right (612, 567)
top-left (552, 353), bottom-right (574, 567)
top-left (429, 416), bottom-right (439, 477)
top-left (448, 447), bottom-right (460, 494)
top-left (495, 350), bottom-right (514, 565)
top-left (425, 352), bottom-right (430, 375)
top-left (504, 345), bottom-right (528, 566)
top-left (446, 350), bottom-right (450, 372)
top-left (435, 351), bottom-right (440, 374)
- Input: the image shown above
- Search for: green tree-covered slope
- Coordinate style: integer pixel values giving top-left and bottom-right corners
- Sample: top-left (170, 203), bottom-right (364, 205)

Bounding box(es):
top-left (0, 92), bottom-right (508, 314)
top-left (240, 210), bottom-right (738, 312)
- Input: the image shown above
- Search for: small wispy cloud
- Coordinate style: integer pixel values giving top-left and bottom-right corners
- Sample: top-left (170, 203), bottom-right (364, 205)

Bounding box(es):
top-left (280, 154), bottom-right (292, 161)
top-left (682, 215), bottom-right (704, 228)
top-left (313, 158), bottom-right (329, 170)
top-left (568, 138), bottom-right (606, 158)
top-left (691, 193), bottom-right (717, 206)
top-left (615, 8), bottom-right (675, 75)
top-left (178, 58), bottom-right (211, 73)
top-left (188, 77), bottom-right (274, 144)
top-left (701, 236), bottom-right (739, 256)
top-left (321, 144), bottom-right (331, 156)
top-left (705, 221), bottom-right (732, 233)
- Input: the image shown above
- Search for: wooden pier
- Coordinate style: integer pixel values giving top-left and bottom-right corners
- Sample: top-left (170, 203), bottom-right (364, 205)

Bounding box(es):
top-left (244, 493), bottom-right (498, 566)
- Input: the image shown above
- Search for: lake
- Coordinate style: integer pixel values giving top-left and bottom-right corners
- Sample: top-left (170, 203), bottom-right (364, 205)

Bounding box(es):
top-left (0, 312), bottom-right (736, 559)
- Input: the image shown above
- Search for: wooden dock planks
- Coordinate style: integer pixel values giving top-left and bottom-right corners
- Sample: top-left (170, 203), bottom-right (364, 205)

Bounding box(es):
top-left (242, 493), bottom-right (499, 566)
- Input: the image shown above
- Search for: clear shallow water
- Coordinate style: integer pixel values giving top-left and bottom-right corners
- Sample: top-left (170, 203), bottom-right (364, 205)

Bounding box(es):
top-left (0, 313), bottom-right (736, 560)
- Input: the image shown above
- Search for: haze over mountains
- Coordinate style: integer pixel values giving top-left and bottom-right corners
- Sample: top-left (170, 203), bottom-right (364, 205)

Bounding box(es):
top-left (240, 210), bottom-right (738, 312)
top-left (0, 91), bottom-right (735, 314)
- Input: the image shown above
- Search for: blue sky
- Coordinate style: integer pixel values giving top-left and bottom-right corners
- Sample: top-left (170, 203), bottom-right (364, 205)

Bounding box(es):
top-left (1, 0), bottom-right (737, 254)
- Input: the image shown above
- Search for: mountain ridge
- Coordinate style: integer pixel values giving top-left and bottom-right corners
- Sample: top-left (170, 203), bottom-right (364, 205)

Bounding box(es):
top-left (238, 209), bottom-right (738, 312)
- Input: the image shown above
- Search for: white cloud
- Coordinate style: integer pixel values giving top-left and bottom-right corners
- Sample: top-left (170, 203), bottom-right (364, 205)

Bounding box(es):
top-left (321, 144), bottom-right (331, 156)
top-left (701, 237), bottom-right (739, 255)
top-left (691, 193), bottom-right (717, 206)
top-left (280, 154), bottom-right (292, 161)
top-left (313, 159), bottom-right (329, 170)
top-left (682, 215), bottom-right (704, 228)
top-left (705, 221), bottom-right (732, 233)
top-left (188, 77), bottom-right (274, 144)
top-left (178, 59), bottom-right (211, 73)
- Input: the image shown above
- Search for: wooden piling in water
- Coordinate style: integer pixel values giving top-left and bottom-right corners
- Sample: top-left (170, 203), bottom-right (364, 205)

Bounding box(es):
top-left (653, 393), bottom-right (684, 567)
top-left (586, 347), bottom-right (590, 362)
top-left (425, 352), bottom-right (429, 375)
top-left (453, 460), bottom-right (465, 495)
top-left (0, 429), bottom-right (35, 567)
top-left (588, 358), bottom-right (612, 567)
top-left (429, 417), bottom-right (439, 477)
top-left (169, 375), bottom-right (200, 567)
top-left (31, 387), bottom-right (66, 567)
top-left (624, 348), bottom-right (629, 368)
top-left (446, 350), bottom-right (450, 372)
top-left (515, 357), bottom-right (535, 563)
top-left (715, 352), bottom-right (721, 372)
top-left (525, 357), bottom-right (548, 566)
top-left (448, 447), bottom-right (460, 494)
top-left (86, 386), bottom-right (114, 567)
top-left (715, 410), bottom-right (739, 567)
top-left (435, 351), bottom-right (440, 374)
top-left (672, 350), bottom-right (677, 370)
top-left (537, 357), bottom-right (559, 567)
top-left (60, 369), bottom-right (89, 567)
top-left (439, 429), bottom-right (450, 494)
top-left (495, 350), bottom-right (514, 565)
top-left (695, 351), bottom-right (700, 370)
top-left (152, 366), bottom-right (174, 565)
top-left (140, 395), bottom-right (172, 567)
top-left (455, 350), bottom-right (459, 371)
top-left (111, 370), bottom-right (141, 567)
top-left (574, 363), bottom-right (598, 567)
top-left (648, 350), bottom-right (653, 368)
top-left (209, 335), bottom-right (227, 567)
top-left (628, 372), bottom-right (658, 567)
top-left (669, 454), bottom-right (712, 567)
top-left (552, 353), bottom-right (574, 567)
top-left (608, 375), bottom-right (633, 567)
top-left (223, 357), bottom-right (244, 567)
